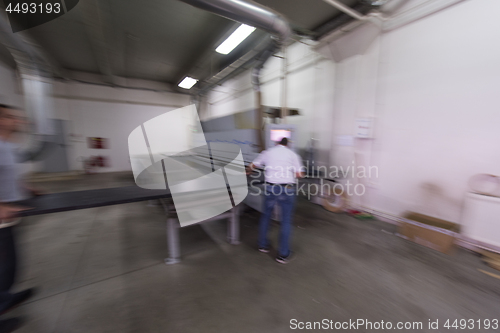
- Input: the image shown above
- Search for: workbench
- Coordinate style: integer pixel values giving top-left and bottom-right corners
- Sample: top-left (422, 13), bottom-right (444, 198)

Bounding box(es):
top-left (14, 185), bottom-right (241, 264)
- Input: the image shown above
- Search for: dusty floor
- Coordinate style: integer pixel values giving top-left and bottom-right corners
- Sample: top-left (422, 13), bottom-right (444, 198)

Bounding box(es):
top-left (6, 173), bottom-right (500, 332)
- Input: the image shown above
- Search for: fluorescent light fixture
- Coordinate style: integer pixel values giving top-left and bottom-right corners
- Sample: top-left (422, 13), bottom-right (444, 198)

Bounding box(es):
top-left (178, 77), bottom-right (198, 89)
top-left (216, 24), bottom-right (256, 55)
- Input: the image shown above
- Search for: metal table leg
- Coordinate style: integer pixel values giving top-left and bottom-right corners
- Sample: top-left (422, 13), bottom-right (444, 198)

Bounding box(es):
top-left (165, 217), bottom-right (181, 264)
top-left (161, 199), bottom-right (240, 263)
top-left (160, 199), bottom-right (181, 264)
top-left (227, 205), bottom-right (240, 245)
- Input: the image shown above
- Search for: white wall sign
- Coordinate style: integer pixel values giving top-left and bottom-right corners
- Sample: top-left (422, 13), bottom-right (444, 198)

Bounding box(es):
top-left (355, 118), bottom-right (373, 138)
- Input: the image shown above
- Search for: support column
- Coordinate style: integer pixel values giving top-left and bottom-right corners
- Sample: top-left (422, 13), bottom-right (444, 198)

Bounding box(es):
top-left (227, 206), bottom-right (240, 245)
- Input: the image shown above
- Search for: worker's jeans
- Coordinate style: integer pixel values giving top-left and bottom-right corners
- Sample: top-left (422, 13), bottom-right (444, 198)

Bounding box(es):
top-left (258, 184), bottom-right (296, 257)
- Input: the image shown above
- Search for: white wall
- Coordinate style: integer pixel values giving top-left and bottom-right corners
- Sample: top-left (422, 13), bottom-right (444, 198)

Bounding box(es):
top-left (51, 81), bottom-right (191, 171)
top-left (332, 0), bottom-right (500, 223)
top-left (0, 63), bottom-right (191, 172)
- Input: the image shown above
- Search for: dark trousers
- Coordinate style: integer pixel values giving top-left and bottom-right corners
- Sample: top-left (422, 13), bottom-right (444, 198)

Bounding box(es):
top-left (258, 184), bottom-right (296, 257)
top-left (0, 227), bottom-right (16, 311)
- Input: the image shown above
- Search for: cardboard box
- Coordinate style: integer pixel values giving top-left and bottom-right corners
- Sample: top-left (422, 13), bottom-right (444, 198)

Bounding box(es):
top-left (398, 212), bottom-right (459, 255)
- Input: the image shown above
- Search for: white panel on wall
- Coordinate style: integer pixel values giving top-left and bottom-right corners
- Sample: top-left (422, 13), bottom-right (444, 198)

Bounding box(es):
top-left (355, 118), bottom-right (373, 138)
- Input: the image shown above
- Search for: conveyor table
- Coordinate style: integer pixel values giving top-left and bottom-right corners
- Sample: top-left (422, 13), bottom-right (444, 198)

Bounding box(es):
top-left (13, 186), bottom-right (241, 264)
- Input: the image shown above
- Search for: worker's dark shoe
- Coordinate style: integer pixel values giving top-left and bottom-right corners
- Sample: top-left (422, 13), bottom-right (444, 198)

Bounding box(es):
top-left (0, 317), bottom-right (24, 333)
top-left (276, 252), bottom-right (292, 264)
top-left (258, 247), bottom-right (270, 253)
top-left (0, 288), bottom-right (36, 315)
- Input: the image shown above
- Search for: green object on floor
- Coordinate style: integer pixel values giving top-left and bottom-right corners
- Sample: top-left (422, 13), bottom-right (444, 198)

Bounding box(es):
top-left (354, 212), bottom-right (374, 219)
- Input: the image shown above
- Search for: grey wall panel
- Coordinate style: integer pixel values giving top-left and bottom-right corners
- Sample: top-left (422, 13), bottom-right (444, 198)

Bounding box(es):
top-left (41, 119), bottom-right (70, 173)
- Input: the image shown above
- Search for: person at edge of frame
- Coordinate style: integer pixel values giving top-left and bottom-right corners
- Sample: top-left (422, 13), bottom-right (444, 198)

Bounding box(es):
top-left (0, 104), bottom-right (39, 333)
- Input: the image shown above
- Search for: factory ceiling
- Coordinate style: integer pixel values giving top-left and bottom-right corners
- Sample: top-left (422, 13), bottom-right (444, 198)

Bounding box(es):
top-left (0, 0), bottom-right (366, 90)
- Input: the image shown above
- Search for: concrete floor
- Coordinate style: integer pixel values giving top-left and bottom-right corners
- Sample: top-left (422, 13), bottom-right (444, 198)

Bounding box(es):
top-left (7, 173), bottom-right (500, 332)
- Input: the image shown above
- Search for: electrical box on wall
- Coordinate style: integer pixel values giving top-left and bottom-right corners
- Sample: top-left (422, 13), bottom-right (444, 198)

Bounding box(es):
top-left (355, 118), bottom-right (373, 138)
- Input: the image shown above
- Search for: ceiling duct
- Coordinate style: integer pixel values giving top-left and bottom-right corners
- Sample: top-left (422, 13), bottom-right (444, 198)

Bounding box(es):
top-left (180, 0), bottom-right (292, 91)
top-left (179, 0), bottom-right (293, 151)
top-left (179, 0), bottom-right (292, 45)
top-left (195, 35), bottom-right (275, 95)
top-left (360, 0), bottom-right (391, 6)
top-left (314, 2), bottom-right (374, 40)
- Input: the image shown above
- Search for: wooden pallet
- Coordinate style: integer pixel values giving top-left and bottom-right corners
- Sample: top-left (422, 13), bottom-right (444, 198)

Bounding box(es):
top-left (480, 250), bottom-right (500, 271)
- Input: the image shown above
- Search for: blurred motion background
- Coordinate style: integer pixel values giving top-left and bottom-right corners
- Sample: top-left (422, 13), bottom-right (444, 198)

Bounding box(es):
top-left (1, 0), bottom-right (499, 222)
top-left (1, 0), bottom-right (500, 332)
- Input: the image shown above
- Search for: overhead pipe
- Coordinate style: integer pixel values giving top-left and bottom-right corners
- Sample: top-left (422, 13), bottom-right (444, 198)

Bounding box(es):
top-left (322, 0), bottom-right (387, 27)
top-left (314, 0), bottom-right (388, 50)
top-left (314, 2), bottom-right (374, 40)
top-left (382, 0), bottom-right (467, 32)
top-left (0, 14), bottom-right (56, 162)
top-left (317, 0), bottom-right (467, 50)
top-left (323, 0), bottom-right (369, 21)
top-left (280, 44), bottom-right (288, 122)
top-left (251, 42), bottom-right (278, 149)
top-left (179, 0), bottom-right (292, 44)
top-left (179, 0), bottom-right (293, 151)
top-left (197, 35), bottom-right (274, 96)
